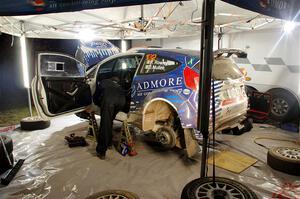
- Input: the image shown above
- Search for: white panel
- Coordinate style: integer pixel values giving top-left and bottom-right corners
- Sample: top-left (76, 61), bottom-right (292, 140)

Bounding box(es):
top-left (132, 35), bottom-right (230, 51)
top-left (227, 28), bottom-right (300, 65)
top-left (227, 28), bottom-right (300, 96)
top-left (132, 39), bottom-right (162, 48)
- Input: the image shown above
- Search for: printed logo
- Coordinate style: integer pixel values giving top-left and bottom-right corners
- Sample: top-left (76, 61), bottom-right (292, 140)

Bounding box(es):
top-left (260, 0), bottom-right (270, 8)
top-left (183, 67), bottom-right (199, 91)
top-left (146, 54), bottom-right (157, 61)
top-left (259, 0), bottom-right (290, 10)
top-left (28, 0), bottom-right (46, 11)
top-left (183, 89), bottom-right (191, 95)
top-left (136, 77), bottom-right (183, 91)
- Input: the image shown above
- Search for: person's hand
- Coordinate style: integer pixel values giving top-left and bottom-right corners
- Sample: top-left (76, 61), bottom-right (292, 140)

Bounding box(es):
top-left (84, 105), bottom-right (93, 113)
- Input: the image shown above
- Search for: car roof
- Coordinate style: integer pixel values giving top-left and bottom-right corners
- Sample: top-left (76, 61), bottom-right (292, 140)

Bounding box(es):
top-left (130, 48), bottom-right (200, 58)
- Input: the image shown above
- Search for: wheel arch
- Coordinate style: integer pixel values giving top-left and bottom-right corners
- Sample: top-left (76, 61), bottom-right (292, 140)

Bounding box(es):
top-left (245, 85), bottom-right (258, 92)
top-left (142, 98), bottom-right (179, 132)
top-left (267, 87), bottom-right (300, 107)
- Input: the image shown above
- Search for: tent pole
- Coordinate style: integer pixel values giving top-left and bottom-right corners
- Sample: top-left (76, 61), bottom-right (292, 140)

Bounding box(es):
top-left (20, 22), bottom-right (32, 117)
top-left (27, 87), bottom-right (33, 117)
top-left (198, 0), bottom-right (215, 178)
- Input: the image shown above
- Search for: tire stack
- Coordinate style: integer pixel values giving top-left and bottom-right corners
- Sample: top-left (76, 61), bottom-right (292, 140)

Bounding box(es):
top-left (267, 147), bottom-right (300, 176)
top-left (86, 190), bottom-right (139, 199)
top-left (20, 117), bottom-right (50, 131)
top-left (0, 135), bottom-right (14, 174)
top-left (181, 177), bottom-right (258, 199)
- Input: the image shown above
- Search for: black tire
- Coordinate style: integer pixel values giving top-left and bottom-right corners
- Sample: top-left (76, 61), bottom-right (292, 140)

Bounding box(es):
top-left (267, 89), bottom-right (300, 122)
top-left (156, 126), bottom-right (177, 149)
top-left (0, 153), bottom-right (14, 174)
top-left (0, 135), bottom-right (13, 159)
top-left (20, 117), bottom-right (50, 131)
top-left (267, 147), bottom-right (300, 176)
top-left (239, 118), bottom-right (253, 134)
top-left (86, 190), bottom-right (139, 199)
top-left (181, 177), bottom-right (258, 199)
top-left (221, 128), bottom-right (232, 134)
top-left (245, 85), bottom-right (258, 97)
top-left (232, 126), bottom-right (241, 135)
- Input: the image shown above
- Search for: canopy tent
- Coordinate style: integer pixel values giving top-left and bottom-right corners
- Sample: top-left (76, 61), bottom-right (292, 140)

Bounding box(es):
top-left (222, 0), bottom-right (300, 22)
top-left (0, 0), bottom-right (187, 16)
top-left (0, 1), bottom-right (285, 40)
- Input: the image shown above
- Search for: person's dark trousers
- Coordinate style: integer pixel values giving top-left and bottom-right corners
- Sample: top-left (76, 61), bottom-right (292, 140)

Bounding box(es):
top-left (96, 95), bottom-right (126, 155)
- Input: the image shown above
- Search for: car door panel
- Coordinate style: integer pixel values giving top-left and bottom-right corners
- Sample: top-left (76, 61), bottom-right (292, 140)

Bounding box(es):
top-left (33, 53), bottom-right (91, 118)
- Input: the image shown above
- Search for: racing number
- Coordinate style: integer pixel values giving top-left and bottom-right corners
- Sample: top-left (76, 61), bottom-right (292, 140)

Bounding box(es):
top-left (146, 54), bottom-right (157, 61)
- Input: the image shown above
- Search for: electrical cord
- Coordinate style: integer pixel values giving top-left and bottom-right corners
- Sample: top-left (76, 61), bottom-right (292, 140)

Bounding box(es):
top-left (205, 137), bottom-right (211, 177)
top-left (253, 137), bottom-right (300, 150)
top-left (211, 80), bottom-right (216, 183)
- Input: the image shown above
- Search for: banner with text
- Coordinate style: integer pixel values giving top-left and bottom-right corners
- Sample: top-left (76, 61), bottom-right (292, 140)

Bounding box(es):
top-left (222, 0), bottom-right (300, 21)
top-left (0, 0), bottom-right (187, 16)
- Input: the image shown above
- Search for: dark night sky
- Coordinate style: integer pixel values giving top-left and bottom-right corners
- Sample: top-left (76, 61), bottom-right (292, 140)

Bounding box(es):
top-left (0, 34), bottom-right (27, 110)
top-left (0, 33), bottom-right (122, 111)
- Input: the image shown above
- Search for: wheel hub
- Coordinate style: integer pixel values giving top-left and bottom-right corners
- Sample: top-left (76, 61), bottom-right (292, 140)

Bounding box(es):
top-left (96, 194), bottom-right (129, 199)
top-left (277, 147), bottom-right (300, 159)
top-left (212, 189), bottom-right (228, 199)
top-left (271, 98), bottom-right (289, 116)
top-left (196, 181), bottom-right (245, 199)
top-left (156, 130), bottom-right (171, 145)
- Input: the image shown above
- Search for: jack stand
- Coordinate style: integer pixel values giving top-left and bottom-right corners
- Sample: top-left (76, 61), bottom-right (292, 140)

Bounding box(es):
top-left (0, 136), bottom-right (24, 186)
top-left (118, 120), bottom-right (137, 156)
top-left (86, 112), bottom-right (98, 142)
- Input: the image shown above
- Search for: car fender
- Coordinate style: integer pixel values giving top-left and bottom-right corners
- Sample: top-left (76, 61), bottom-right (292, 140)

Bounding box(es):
top-left (142, 89), bottom-right (196, 131)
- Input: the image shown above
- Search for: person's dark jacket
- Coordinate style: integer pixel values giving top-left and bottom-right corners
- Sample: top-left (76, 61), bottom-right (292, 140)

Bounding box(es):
top-left (93, 78), bottom-right (130, 112)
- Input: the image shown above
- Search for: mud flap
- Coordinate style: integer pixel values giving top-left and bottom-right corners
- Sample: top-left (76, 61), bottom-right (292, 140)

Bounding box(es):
top-left (184, 129), bottom-right (199, 158)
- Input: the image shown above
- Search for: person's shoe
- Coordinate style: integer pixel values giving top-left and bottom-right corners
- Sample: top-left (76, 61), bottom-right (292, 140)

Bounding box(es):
top-left (97, 152), bottom-right (106, 160)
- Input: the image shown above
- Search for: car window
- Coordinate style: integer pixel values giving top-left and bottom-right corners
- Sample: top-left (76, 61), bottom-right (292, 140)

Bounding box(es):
top-left (40, 54), bottom-right (86, 77)
top-left (213, 57), bottom-right (243, 80)
top-left (113, 56), bottom-right (141, 72)
top-left (139, 54), bottom-right (180, 75)
top-left (98, 60), bottom-right (115, 74)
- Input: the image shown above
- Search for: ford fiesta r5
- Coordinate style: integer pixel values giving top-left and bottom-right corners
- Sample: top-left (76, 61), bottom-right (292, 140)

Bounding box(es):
top-left (32, 48), bottom-right (249, 157)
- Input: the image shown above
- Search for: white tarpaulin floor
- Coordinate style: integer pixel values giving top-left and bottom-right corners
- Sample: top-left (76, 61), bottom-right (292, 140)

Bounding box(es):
top-left (0, 115), bottom-right (299, 198)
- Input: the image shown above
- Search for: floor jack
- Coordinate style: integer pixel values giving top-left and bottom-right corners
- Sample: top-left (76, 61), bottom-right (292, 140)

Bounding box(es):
top-left (86, 112), bottom-right (98, 142)
top-left (0, 136), bottom-right (24, 186)
top-left (118, 120), bottom-right (138, 157)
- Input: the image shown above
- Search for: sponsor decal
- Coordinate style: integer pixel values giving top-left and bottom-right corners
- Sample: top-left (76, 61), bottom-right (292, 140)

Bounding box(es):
top-left (28, 0), bottom-right (46, 11)
top-left (144, 56), bottom-right (178, 72)
top-left (183, 67), bottom-right (199, 91)
top-left (259, 0), bottom-right (290, 10)
top-left (144, 64), bottom-right (165, 71)
top-left (183, 89), bottom-right (191, 95)
top-left (136, 77), bottom-right (183, 91)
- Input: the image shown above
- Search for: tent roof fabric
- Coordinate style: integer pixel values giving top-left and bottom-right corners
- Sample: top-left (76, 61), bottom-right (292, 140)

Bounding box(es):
top-left (0, 0), bottom-right (187, 16)
top-left (0, 0), bottom-right (287, 39)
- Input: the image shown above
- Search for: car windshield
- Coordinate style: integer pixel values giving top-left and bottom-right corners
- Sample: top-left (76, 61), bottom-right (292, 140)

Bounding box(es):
top-left (213, 57), bottom-right (243, 80)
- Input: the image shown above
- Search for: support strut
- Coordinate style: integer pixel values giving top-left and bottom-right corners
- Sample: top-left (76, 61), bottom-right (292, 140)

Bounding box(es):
top-left (197, 0), bottom-right (216, 178)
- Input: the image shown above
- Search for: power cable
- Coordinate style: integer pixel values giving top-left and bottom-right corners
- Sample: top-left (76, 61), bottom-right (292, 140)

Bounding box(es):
top-left (254, 137), bottom-right (300, 150)
top-left (211, 79), bottom-right (216, 184)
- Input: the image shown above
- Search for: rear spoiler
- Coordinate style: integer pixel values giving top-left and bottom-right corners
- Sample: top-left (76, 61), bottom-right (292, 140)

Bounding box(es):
top-left (214, 49), bottom-right (247, 58)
